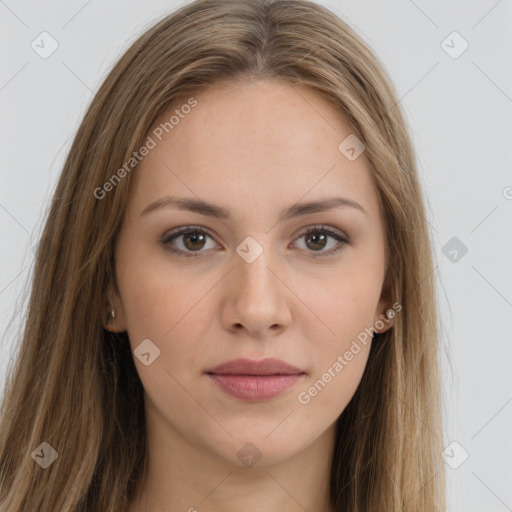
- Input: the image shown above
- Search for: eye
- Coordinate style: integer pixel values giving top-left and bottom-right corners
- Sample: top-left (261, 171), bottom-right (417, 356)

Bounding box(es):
top-left (291, 225), bottom-right (349, 257)
top-left (161, 226), bottom-right (218, 258)
top-left (161, 224), bottom-right (349, 258)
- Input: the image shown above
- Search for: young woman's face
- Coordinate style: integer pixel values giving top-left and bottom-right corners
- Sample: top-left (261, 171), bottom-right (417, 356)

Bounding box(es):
top-left (112, 78), bottom-right (394, 467)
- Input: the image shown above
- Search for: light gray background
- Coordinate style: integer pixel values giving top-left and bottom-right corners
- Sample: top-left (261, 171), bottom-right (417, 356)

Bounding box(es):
top-left (1, 1), bottom-right (511, 510)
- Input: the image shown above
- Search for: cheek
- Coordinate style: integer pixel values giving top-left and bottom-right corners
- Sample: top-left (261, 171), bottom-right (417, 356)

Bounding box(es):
top-left (309, 266), bottom-right (383, 346)
top-left (297, 342), bottom-right (370, 430)
top-left (296, 270), bottom-right (380, 413)
top-left (298, 304), bottom-right (373, 424)
top-left (117, 248), bottom-right (218, 371)
top-left (117, 236), bottom-right (189, 334)
top-left (117, 260), bottom-right (215, 422)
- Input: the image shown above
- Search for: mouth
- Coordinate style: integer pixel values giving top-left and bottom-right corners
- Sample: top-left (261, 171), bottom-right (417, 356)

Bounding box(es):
top-left (205, 358), bottom-right (306, 402)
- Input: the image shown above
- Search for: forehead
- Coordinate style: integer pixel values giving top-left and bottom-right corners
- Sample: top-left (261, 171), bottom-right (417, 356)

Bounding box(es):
top-left (129, 78), bottom-right (380, 222)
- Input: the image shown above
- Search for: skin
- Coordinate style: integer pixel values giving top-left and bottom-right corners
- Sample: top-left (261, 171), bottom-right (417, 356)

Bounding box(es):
top-left (107, 78), bottom-right (395, 512)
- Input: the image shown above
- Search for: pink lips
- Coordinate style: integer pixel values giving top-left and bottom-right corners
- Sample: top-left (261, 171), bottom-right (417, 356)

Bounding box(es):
top-left (206, 357), bottom-right (305, 402)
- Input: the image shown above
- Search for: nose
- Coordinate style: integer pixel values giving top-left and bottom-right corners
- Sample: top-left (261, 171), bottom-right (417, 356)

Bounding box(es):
top-left (220, 243), bottom-right (292, 338)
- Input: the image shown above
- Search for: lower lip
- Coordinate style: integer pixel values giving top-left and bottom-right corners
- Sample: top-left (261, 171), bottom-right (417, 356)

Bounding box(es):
top-left (207, 373), bottom-right (305, 402)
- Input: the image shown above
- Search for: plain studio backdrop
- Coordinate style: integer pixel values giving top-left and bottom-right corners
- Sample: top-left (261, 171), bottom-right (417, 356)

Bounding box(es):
top-left (0, 0), bottom-right (511, 510)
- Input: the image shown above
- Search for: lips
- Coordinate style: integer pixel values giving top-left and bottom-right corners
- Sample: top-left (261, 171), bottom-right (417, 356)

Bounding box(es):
top-left (206, 357), bottom-right (305, 376)
top-left (205, 358), bottom-right (305, 402)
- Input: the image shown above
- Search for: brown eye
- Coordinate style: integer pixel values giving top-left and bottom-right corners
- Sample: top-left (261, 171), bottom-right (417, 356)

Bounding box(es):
top-left (304, 231), bottom-right (328, 251)
top-left (181, 230), bottom-right (207, 251)
top-left (161, 224), bottom-right (349, 259)
top-left (161, 227), bottom-right (217, 258)
top-left (293, 226), bottom-right (349, 257)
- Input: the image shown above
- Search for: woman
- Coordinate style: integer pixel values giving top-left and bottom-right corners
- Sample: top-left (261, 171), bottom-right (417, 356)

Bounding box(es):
top-left (0, 0), bottom-right (446, 510)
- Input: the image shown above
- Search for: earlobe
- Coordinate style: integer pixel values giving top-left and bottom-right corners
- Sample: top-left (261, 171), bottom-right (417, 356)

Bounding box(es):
top-left (103, 288), bottom-right (127, 332)
top-left (103, 304), bottom-right (128, 333)
top-left (373, 307), bottom-right (395, 334)
top-left (103, 306), bottom-right (117, 332)
top-left (374, 269), bottom-right (397, 334)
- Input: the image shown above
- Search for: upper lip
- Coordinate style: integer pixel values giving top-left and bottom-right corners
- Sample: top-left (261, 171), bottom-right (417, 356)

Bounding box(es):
top-left (206, 358), bottom-right (305, 376)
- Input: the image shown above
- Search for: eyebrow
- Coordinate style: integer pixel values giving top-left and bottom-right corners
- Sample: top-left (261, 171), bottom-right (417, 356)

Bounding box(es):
top-left (140, 194), bottom-right (368, 220)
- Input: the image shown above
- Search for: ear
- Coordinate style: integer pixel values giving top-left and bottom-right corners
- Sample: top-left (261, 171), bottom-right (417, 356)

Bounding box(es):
top-left (372, 268), bottom-right (397, 334)
top-left (102, 285), bottom-right (127, 333)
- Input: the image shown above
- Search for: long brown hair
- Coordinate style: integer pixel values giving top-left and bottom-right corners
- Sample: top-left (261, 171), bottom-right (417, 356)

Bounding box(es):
top-left (0, 1), bottom-right (446, 510)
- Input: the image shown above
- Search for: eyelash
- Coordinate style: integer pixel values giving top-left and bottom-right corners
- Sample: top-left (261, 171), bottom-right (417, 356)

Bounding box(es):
top-left (160, 224), bottom-right (349, 259)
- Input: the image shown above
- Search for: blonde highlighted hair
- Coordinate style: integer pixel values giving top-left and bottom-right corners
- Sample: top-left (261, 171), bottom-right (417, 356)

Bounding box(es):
top-left (0, 0), bottom-right (445, 510)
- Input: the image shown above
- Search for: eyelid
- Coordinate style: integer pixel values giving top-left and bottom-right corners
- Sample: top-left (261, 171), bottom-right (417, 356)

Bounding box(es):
top-left (161, 224), bottom-right (349, 258)
top-left (292, 225), bottom-right (349, 257)
top-left (160, 225), bottom-right (220, 258)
